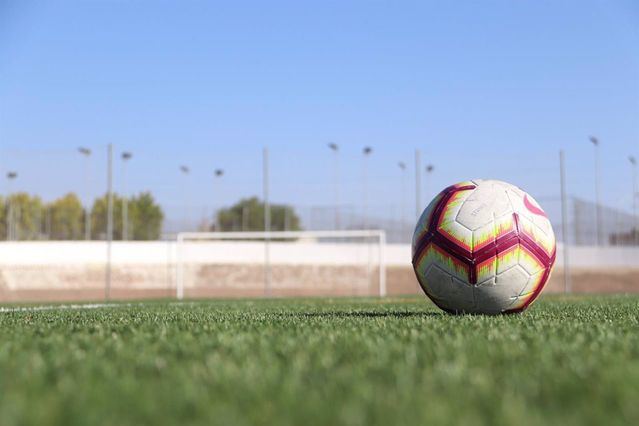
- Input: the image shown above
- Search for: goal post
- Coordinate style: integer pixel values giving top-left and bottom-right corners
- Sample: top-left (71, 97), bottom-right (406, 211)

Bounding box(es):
top-left (175, 230), bottom-right (387, 300)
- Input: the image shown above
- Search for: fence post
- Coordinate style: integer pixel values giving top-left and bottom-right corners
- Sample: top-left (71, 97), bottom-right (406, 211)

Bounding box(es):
top-left (379, 231), bottom-right (387, 297)
top-left (559, 150), bottom-right (571, 294)
top-left (106, 143), bottom-right (113, 301)
top-left (415, 149), bottom-right (422, 221)
top-left (176, 233), bottom-right (184, 300)
top-left (263, 147), bottom-right (271, 296)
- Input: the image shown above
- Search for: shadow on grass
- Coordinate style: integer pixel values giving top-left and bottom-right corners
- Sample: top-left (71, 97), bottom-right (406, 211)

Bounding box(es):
top-left (290, 311), bottom-right (444, 319)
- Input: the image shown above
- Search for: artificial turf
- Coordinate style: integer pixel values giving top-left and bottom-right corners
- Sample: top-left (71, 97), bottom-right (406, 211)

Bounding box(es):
top-left (0, 295), bottom-right (637, 426)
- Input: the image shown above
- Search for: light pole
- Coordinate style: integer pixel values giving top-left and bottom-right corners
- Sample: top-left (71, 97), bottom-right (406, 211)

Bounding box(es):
top-left (630, 156), bottom-right (637, 245)
top-left (589, 136), bottom-right (603, 246)
top-left (106, 144), bottom-right (114, 300)
top-left (6, 172), bottom-right (17, 241)
top-left (425, 164), bottom-right (435, 203)
top-left (415, 149), bottom-right (421, 221)
top-left (398, 161), bottom-right (407, 238)
top-left (214, 169), bottom-right (224, 231)
top-left (121, 151), bottom-right (132, 240)
top-left (559, 151), bottom-right (571, 293)
top-left (78, 147), bottom-right (92, 240)
top-left (362, 147), bottom-right (373, 229)
top-left (180, 165), bottom-right (190, 232)
top-left (328, 143), bottom-right (340, 230)
top-left (263, 147), bottom-right (271, 296)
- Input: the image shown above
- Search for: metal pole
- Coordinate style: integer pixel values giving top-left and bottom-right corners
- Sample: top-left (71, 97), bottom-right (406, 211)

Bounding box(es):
top-left (634, 162), bottom-right (638, 245)
top-left (630, 156), bottom-right (638, 245)
top-left (335, 147), bottom-right (340, 230)
top-left (263, 147), bottom-right (271, 296)
top-left (180, 166), bottom-right (190, 232)
top-left (363, 147), bottom-right (372, 229)
top-left (328, 143), bottom-right (341, 230)
top-left (398, 162), bottom-right (407, 239)
top-left (559, 150), bottom-right (571, 294)
top-left (415, 149), bottom-right (422, 220)
top-left (284, 207), bottom-right (290, 231)
top-left (363, 155), bottom-right (368, 229)
top-left (214, 169), bottom-right (224, 231)
top-left (379, 231), bottom-right (387, 297)
top-left (595, 143), bottom-right (602, 245)
top-left (5, 187), bottom-right (11, 242)
top-left (121, 152), bottom-right (132, 241)
top-left (14, 205), bottom-right (20, 241)
top-left (590, 137), bottom-right (603, 246)
top-left (78, 148), bottom-right (92, 240)
top-left (425, 164), bottom-right (434, 204)
top-left (106, 144), bottom-right (114, 301)
top-left (46, 207), bottom-right (52, 240)
top-left (176, 233), bottom-right (184, 300)
top-left (122, 162), bottom-right (127, 241)
top-left (7, 201), bottom-right (11, 241)
top-left (242, 205), bottom-right (249, 231)
top-left (84, 155), bottom-right (91, 240)
top-left (6, 172), bottom-right (17, 241)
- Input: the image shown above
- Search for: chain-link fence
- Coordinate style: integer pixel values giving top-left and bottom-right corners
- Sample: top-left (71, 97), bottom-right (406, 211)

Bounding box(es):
top-left (1, 145), bottom-right (637, 247)
top-left (293, 197), bottom-right (637, 246)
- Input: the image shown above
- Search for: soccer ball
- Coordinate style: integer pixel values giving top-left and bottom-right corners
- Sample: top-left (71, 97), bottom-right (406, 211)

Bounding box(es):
top-left (412, 179), bottom-right (556, 315)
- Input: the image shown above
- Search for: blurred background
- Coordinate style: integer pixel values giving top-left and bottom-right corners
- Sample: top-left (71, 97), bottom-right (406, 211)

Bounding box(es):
top-left (0, 1), bottom-right (637, 301)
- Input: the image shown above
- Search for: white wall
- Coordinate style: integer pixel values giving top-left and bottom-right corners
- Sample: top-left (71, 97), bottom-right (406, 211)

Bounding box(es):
top-left (0, 241), bottom-right (636, 269)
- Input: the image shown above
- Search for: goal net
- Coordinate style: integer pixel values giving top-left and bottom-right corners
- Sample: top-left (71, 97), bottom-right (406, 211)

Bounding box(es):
top-left (175, 230), bottom-right (386, 300)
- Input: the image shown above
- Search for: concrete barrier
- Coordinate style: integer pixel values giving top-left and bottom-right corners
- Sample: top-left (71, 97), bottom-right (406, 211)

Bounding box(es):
top-left (0, 241), bottom-right (636, 302)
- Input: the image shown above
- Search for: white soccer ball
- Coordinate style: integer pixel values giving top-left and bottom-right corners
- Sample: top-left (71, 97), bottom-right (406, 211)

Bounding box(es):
top-left (412, 179), bottom-right (556, 315)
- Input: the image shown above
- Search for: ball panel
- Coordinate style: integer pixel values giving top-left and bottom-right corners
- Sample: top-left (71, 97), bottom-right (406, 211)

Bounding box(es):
top-left (495, 244), bottom-right (520, 274)
top-left (436, 188), bottom-right (475, 229)
top-left (518, 215), bottom-right (555, 258)
top-left (507, 268), bottom-right (551, 312)
top-left (457, 182), bottom-right (511, 231)
top-left (449, 277), bottom-right (476, 312)
top-left (474, 277), bottom-right (516, 314)
top-left (415, 243), bottom-right (470, 283)
top-left (420, 265), bottom-right (475, 314)
top-left (476, 256), bottom-right (497, 285)
top-left (476, 265), bottom-right (530, 311)
top-left (438, 220), bottom-right (473, 253)
top-left (472, 221), bottom-right (497, 252)
top-left (456, 198), bottom-right (495, 231)
top-left (496, 264), bottom-right (532, 291)
top-left (506, 189), bottom-right (556, 251)
top-left (518, 245), bottom-right (545, 275)
top-left (421, 264), bottom-right (454, 302)
top-left (494, 213), bottom-right (517, 238)
top-left (412, 192), bottom-right (444, 251)
top-left (518, 268), bottom-right (546, 299)
top-left (470, 212), bottom-right (516, 253)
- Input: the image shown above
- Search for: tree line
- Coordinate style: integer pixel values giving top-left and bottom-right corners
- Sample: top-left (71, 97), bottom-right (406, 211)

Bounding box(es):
top-left (1, 192), bottom-right (163, 241)
top-left (215, 197), bottom-right (301, 232)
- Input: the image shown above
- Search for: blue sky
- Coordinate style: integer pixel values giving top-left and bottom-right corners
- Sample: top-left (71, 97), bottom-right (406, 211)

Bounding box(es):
top-left (0, 0), bottom-right (637, 227)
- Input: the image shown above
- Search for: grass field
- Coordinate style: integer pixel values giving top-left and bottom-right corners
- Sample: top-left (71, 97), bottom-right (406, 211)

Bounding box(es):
top-left (0, 296), bottom-right (638, 426)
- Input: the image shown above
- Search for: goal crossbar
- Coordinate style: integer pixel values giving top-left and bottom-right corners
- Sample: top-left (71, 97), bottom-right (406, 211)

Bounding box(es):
top-left (175, 230), bottom-right (387, 300)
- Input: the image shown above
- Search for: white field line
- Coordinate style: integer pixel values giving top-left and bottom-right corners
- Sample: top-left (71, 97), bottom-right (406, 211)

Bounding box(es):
top-left (0, 301), bottom-right (200, 314)
top-left (0, 303), bottom-right (133, 313)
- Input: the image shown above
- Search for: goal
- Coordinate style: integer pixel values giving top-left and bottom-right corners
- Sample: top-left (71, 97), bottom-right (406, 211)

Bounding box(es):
top-left (175, 230), bottom-right (386, 300)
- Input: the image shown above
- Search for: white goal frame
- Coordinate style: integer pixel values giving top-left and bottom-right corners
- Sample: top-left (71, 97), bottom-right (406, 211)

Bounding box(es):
top-left (175, 230), bottom-right (387, 300)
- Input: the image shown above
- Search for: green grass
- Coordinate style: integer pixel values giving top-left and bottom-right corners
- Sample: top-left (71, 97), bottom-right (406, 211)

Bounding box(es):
top-left (0, 296), bottom-right (638, 426)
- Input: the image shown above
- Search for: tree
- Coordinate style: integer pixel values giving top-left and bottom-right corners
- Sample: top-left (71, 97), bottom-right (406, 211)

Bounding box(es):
top-left (90, 193), bottom-right (123, 240)
top-left (129, 192), bottom-right (164, 240)
top-left (48, 193), bottom-right (84, 240)
top-left (216, 197), bottom-right (301, 232)
top-left (91, 192), bottom-right (164, 240)
top-left (3, 193), bottom-right (44, 240)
